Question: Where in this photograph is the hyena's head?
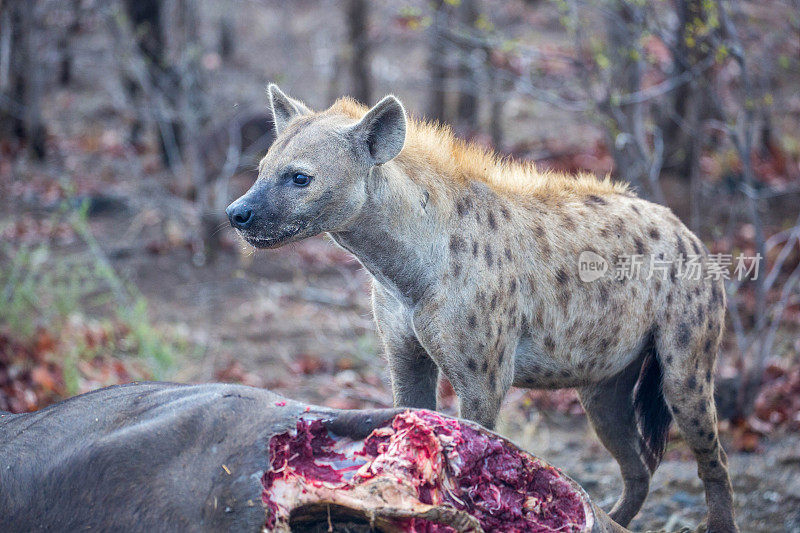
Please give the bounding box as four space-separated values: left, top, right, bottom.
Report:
226 84 407 248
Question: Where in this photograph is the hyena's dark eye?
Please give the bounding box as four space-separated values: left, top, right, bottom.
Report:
292 173 312 187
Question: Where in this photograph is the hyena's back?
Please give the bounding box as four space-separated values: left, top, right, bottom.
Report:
451 186 720 390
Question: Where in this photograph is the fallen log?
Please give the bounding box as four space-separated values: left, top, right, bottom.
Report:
0 382 627 532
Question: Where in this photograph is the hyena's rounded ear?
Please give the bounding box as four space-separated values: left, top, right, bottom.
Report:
267 84 311 135
350 95 407 165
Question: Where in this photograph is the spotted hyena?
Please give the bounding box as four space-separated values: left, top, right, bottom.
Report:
227 85 737 532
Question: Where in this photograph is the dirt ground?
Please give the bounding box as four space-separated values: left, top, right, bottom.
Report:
77 202 798 533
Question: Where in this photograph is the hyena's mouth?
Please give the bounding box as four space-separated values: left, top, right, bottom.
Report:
241 227 302 249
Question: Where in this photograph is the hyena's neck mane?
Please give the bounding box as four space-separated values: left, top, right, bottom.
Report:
328 97 628 201
328 96 629 304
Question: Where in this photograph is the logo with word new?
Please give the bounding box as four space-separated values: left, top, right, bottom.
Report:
578 251 608 282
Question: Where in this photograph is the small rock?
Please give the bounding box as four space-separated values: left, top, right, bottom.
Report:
334 369 360 387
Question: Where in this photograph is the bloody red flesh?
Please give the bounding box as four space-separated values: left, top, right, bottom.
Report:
263 411 588 532
266 419 345 485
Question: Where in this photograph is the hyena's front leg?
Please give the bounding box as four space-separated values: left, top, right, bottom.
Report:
411 297 516 430
373 284 439 410
385 335 439 410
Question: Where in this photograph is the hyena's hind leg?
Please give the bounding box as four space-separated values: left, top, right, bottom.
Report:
658 297 737 532
578 338 667 527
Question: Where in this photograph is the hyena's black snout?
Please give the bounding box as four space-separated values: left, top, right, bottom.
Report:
226 199 254 230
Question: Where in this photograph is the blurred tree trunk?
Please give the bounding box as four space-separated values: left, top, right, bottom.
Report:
123 0 175 159
0 0 47 159
660 0 724 229
218 16 235 60
455 0 479 135
120 0 214 260
346 0 371 104
602 2 645 192
163 0 210 184
487 56 505 149
659 0 717 178
163 0 214 260
426 0 448 123
58 0 81 86
122 0 209 181
326 52 343 105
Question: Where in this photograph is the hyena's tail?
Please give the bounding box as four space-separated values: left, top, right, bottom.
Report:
633 332 673 472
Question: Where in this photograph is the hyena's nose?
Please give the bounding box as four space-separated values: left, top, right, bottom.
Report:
226 202 254 230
